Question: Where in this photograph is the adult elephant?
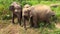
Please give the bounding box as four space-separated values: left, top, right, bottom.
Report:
9 2 22 25
23 4 55 29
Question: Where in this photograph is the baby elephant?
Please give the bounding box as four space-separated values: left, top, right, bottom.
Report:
22 4 31 30
9 2 22 25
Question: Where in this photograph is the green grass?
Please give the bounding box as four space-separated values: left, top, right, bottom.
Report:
39 28 60 34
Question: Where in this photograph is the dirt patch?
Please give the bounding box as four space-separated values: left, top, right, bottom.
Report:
55 23 60 28
0 23 40 34
0 25 2 29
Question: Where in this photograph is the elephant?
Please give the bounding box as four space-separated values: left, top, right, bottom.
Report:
23 4 55 29
9 2 22 25
31 5 55 27
22 4 31 30
30 5 55 28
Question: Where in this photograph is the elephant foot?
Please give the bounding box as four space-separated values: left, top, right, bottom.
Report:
24 26 27 30
19 23 21 26
33 26 38 28
20 24 23 27
12 20 15 24
34 26 38 28
25 28 27 30
30 25 34 28
18 22 21 26
12 22 15 24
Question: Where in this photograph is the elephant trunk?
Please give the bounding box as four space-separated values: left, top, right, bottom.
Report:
50 11 57 23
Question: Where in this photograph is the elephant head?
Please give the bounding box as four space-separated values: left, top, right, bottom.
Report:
9 2 22 12
22 4 34 30
48 10 57 23
22 4 32 18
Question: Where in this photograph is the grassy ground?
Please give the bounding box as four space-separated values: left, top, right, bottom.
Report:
0 20 60 34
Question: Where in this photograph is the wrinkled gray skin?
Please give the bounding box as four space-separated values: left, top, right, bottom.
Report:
23 4 55 29
9 2 22 25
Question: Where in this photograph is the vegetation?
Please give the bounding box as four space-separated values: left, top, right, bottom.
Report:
0 0 60 34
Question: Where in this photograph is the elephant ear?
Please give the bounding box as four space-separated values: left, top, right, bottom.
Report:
9 6 15 11
29 6 34 17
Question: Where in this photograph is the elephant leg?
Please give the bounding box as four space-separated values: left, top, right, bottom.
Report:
20 17 24 27
12 13 15 24
22 16 27 30
17 15 21 25
33 16 38 28
43 21 47 27
24 18 27 30
45 19 51 27
30 17 34 27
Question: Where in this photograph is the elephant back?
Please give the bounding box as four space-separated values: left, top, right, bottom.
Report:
31 5 55 21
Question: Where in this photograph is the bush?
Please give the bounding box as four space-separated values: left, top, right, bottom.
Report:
1 14 12 20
